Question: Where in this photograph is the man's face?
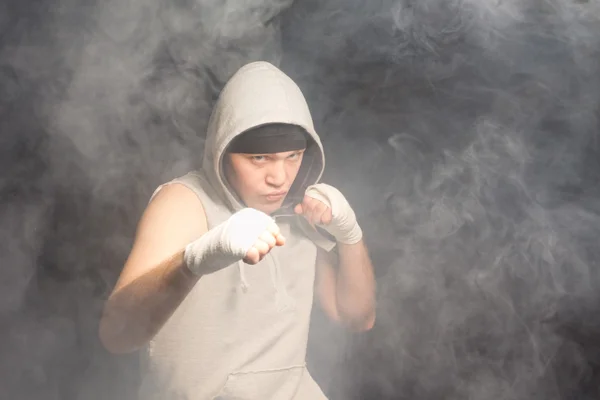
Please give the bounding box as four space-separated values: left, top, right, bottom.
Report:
224 149 306 214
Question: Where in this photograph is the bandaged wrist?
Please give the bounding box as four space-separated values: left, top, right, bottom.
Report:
305 184 363 245
328 222 363 245
183 208 275 275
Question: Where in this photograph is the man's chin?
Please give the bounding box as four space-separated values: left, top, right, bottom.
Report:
255 201 284 215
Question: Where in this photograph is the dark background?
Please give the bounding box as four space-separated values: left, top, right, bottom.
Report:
2 0 600 399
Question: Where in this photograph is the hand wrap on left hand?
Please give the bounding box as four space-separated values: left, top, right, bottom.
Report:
304 183 363 245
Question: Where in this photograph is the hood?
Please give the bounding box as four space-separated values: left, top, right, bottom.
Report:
201 61 325 214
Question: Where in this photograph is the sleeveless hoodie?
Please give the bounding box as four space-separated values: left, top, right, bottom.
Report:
138 61 336 400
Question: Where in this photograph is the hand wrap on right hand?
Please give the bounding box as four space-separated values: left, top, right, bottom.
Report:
183 208 274 276
304 184 363 245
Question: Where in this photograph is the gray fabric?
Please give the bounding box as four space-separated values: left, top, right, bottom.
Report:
138 62 334 400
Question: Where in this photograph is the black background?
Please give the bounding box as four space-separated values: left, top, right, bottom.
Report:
2 0 600 399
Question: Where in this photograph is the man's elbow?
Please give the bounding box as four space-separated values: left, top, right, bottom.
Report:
98 314 142 355
339 307 376 332
351 310 376 332
98 322 126 354
357 311 376 331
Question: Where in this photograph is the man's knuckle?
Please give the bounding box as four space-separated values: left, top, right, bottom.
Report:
268 223 280 233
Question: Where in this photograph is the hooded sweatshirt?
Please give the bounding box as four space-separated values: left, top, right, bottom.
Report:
138 61 336 400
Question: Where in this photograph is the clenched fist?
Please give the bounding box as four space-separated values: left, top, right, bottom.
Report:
293 195 333 226
294 183 363 245
243 221 286 265
184 208 286 275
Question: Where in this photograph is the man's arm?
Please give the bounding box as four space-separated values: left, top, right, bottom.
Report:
315 241 376 331
293 183 376 331
98 184 207 354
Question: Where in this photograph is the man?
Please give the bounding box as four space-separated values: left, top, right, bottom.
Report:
98 61 376 400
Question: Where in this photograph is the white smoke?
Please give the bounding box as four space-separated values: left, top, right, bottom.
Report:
1 0 600 399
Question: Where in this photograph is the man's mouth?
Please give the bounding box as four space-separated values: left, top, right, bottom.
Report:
265 191 287 201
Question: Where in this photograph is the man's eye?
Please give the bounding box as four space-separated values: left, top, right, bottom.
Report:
251 155 266 162
288 152 301 160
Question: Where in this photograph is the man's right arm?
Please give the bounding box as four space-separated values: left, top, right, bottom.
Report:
98 183 208 354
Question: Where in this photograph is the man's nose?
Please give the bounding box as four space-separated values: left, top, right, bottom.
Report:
265 163 286 186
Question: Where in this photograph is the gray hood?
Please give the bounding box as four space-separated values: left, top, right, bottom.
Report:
201 61 325 214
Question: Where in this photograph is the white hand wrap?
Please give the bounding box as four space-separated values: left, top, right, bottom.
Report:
304 184 363 245
183 208 275 276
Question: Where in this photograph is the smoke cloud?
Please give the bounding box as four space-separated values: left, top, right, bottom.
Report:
1 0 600 399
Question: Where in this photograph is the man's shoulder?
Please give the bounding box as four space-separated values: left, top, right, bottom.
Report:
153 170 233 228
168 170 209 191
151 170 210 202
138 179 209 240
148 181 206 213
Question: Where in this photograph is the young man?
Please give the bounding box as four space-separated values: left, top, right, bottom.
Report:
99 61 376 399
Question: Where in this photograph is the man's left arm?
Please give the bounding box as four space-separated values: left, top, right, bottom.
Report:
295 183 376 331
315 242 376 331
